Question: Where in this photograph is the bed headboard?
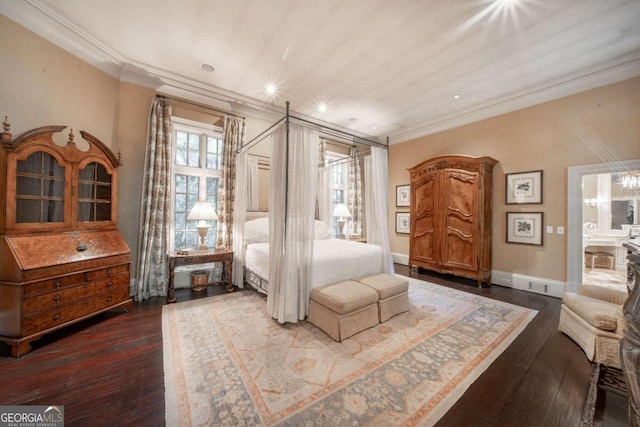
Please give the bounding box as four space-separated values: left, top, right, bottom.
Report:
246 211 269 222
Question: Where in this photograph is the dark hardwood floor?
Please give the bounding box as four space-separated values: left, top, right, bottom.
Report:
0 265 627 426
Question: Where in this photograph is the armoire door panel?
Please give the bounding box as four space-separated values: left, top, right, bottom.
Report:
412 232 436 263
444 170 478 217
444 233 475 268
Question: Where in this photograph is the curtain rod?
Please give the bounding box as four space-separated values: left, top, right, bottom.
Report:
156 94 245 120
238 101 388 153
288 114 387 149
321 149 370 168
237 116 286 153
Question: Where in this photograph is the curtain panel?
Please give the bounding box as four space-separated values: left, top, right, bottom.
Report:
232 149 248 288
247 156 259 211
348 147 363 237
134 97 173 300
316 139 332 224
216 115 246 249
364 147 395 274
267 123 319 323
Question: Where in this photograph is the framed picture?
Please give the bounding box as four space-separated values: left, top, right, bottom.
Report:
396 212 410 234
396 185 410 207
505 170 543 204
506 212 543 246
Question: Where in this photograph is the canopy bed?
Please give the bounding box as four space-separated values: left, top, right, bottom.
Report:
233 102 394 323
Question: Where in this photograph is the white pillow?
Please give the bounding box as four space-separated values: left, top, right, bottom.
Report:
244 217 270 244
314 220 331 240
243 218 331 242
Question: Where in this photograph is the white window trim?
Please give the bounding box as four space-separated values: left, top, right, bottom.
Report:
169 117 223 251
326 151 349 237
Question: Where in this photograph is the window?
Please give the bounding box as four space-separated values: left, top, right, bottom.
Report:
326 152 349 236
171 118 223 251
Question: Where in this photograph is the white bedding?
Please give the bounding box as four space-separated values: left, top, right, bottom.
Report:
245 238 383 292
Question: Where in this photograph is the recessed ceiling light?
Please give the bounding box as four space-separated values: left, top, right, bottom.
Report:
201 63 215 72
265 83 277 96
348 117 357 122
318 103 327 113
452 93 461 100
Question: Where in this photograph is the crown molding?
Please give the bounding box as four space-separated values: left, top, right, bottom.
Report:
387 50 640 144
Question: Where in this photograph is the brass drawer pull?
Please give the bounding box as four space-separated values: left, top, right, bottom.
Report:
53 295 61 302
53 313 61 322
107 269 113 277
106 296 113 303
54 280 61 289
106 281 113 288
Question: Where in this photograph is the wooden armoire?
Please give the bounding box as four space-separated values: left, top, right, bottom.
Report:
408 155 497 287
0 120 133 357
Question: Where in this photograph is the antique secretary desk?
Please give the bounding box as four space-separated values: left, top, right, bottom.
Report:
0 119 132 357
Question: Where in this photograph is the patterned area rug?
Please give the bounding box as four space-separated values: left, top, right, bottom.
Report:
163 276 537 426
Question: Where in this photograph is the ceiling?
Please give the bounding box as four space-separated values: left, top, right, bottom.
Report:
2 0 640 144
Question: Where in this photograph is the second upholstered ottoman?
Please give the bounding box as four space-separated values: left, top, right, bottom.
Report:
355 274 409 322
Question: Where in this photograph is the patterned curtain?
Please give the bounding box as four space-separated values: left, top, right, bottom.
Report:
135 97 172 301
348 147 362 237
216 115 246 249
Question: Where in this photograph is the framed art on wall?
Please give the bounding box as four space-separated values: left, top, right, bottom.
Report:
505 170 543 204
396 185 410 207
396 212 410 234
506 212 543 245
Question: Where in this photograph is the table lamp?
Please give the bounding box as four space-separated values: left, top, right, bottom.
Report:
187 201 218 251
333 203 351 239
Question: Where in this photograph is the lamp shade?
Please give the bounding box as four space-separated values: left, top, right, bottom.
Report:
187 201 218 222
333 203 351 218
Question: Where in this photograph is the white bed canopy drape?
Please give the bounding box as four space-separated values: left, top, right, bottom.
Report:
267 122 319 323
247 156 259 211
232 149 248 288
365 146 395 274
316 140 332 225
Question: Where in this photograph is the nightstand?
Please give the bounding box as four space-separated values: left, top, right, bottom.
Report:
167 249 233 303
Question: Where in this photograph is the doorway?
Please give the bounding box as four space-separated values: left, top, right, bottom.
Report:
567 159 640 292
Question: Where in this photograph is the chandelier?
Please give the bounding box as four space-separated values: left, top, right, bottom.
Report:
622 173 640 190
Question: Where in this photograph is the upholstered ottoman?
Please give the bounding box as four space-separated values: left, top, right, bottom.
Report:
308 280 379 341
355 274 409 322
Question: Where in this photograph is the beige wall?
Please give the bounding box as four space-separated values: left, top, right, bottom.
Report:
389 77 640 282
0 14 119 147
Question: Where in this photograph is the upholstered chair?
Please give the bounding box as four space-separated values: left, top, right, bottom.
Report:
559 284 628 369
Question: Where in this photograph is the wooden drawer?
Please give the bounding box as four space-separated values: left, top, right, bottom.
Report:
22 287 130 336
23 273 86 296
86 264 129 281
23 273 129 315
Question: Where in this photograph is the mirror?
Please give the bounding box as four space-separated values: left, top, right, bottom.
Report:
611 200 634 229
582 170 640 233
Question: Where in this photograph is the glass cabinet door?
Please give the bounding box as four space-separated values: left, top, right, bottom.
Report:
15 151 65 223
77 162 112 222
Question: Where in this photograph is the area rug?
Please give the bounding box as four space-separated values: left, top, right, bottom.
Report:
163 276 537 426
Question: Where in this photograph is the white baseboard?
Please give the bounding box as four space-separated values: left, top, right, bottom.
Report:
392 252 409 266
392 253 565 298
490 270 565 298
